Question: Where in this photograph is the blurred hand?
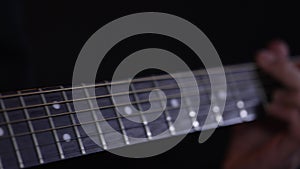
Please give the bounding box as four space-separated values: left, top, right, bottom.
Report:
223 40 300 169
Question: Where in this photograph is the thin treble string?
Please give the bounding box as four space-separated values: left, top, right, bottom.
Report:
0 62 258 100
0 83 265 139
0 75 266 126
1 62 294 163
0 105 253 163
0 67 261 113
0 95 261 157
0 73 269 127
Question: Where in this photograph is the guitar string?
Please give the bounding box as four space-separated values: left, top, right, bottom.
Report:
1 58 296 166
0 81 265 140
0 67 263 114
0 74 266 127
0 72 266 160
0 74 262 121
0 77 268 139
0 64 268 164
0 62 258 100
0 95 261 159
0 93 262 142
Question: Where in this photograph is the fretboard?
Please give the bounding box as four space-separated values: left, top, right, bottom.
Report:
0 62 268 169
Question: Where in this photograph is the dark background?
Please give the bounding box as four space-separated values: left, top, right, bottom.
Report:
1 1 299 168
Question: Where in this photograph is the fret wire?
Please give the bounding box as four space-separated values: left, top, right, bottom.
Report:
0 82 266 129
152 78 176 135
18 92 45 165
182 91 200 130
0 103 199 148
0 95 262 158
105 83 130 145
0 62 258 100
0 96 261 140
38 90 65 160
0 79 198 112
130 83 152 140
0 87 203 126
0 97 259 160
0 70 262 114
228 68 245 120
82 84 108 150
0 94 25 169
0 97 208 140
1 59 289 166
60 86 86 155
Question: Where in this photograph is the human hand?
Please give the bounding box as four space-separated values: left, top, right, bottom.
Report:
223 40 300 169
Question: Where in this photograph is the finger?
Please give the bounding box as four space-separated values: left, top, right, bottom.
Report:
266 102 298 123
273 89 300 109
264 132 300 168
267 40 289 59
256 50 300 90
294 60 300 69
267 102 300 141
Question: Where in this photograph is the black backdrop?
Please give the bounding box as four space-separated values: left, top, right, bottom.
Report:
1 1 300 168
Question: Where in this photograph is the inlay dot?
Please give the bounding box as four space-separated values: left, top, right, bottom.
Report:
240 109 248 118
63 133 71 142
192 121 199 127
169 125 175 132
212 106 220 113
166 116 172 121
124 106 132 115
189 110 196 117
215 114 223 123
52 102 61 110
237 101 245 109
170 99 179 108
0 127 4 136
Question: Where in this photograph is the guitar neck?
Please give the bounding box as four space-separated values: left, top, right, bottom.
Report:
0 62 268 169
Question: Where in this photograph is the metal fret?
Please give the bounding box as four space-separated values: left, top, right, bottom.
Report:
60 86 86 155
18 92 45 165
82 85 108 150
184 97 201 130
229 69 247 121
0 95 24 169
152 79 176 135
17 94 44 165
105 84 130 145
37 90 65 159
130 83 152 140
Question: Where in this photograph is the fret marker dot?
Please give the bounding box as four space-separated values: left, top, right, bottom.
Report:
189 110 196 117
0 127 4 136
124 106 132 115
63 133 71 142
240 109 248 118
169 125 175 132
237 101 245 109
212 106 220 113
170 99 179 108
193 121 199 128
52 102 61 110
166 116 172 121
215 114 223 123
